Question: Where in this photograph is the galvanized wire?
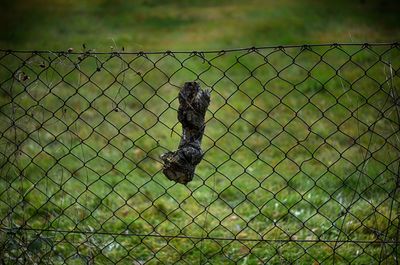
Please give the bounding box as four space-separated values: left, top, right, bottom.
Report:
0 43 399 264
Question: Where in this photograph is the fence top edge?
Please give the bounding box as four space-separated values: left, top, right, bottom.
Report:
0 42 398 55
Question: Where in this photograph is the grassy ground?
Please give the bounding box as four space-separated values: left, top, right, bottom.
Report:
1 0 400 51
0 0 400 264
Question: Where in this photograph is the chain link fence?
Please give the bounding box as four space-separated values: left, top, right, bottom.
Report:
0 43 399 264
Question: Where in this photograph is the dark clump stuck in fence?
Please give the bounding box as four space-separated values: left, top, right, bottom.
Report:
161 81 210 184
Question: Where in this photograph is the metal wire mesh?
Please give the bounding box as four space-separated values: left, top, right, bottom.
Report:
0 43 399 264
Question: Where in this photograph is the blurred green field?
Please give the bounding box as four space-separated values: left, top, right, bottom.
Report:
0 1 400 264
1 0 400 51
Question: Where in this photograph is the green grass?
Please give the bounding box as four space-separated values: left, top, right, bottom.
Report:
0 1 400 264
1 0 400 51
